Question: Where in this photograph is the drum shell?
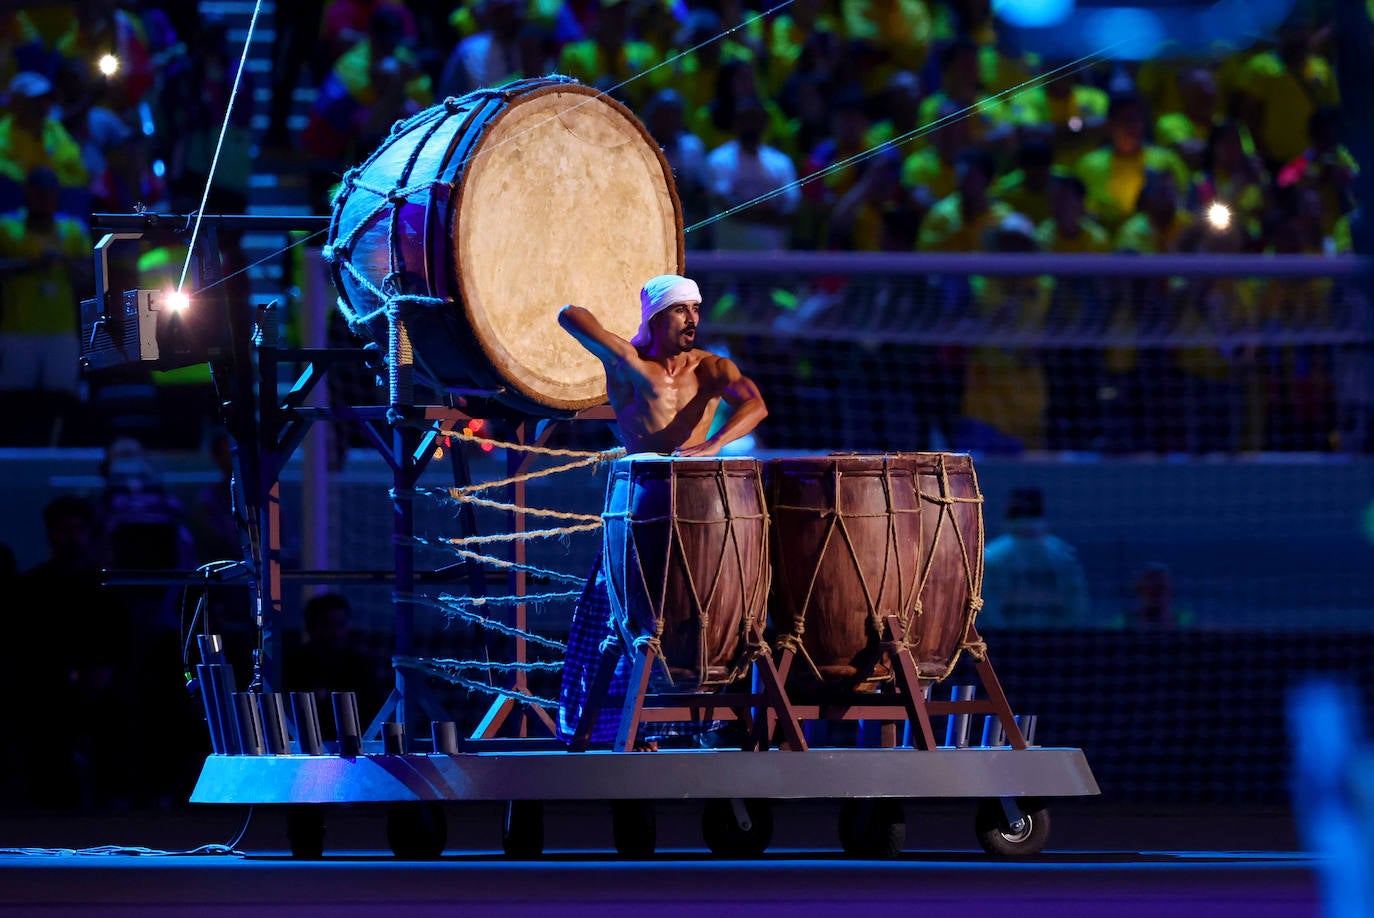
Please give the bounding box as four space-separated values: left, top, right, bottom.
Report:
764 455 923 690
602 456 768 691
326 77 683 416
893 452 986 680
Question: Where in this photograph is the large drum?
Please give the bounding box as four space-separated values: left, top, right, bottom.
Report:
764 454 924 690
893 452 986 680
602 456 769 691
326 76 683 415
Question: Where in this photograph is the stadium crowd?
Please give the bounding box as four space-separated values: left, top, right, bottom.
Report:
0 0 1368 455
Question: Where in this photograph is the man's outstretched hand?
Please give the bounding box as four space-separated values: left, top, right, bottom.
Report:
672 440 721 458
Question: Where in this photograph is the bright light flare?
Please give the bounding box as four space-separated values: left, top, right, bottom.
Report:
1206 201 1232 231
97 53 120 77
165 290 191 313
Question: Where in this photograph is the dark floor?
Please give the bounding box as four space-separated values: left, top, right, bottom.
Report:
0 798 1324 917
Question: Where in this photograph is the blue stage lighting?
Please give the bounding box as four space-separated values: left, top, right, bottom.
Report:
994 0 1075 29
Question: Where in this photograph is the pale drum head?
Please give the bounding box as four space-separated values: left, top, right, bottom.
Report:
456 86 681 410
329 78 683 415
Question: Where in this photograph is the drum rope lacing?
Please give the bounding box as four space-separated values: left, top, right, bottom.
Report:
392 656 562 709
772 462 923 684
387 434 631 704
911 456 989 679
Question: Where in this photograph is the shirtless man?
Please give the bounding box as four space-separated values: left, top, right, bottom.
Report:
557 273 767 456
555 274 766 748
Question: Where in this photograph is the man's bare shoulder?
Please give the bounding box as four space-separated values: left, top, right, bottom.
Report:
692 350 741 378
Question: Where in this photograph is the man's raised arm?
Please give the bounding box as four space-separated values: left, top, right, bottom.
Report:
558 304 638 367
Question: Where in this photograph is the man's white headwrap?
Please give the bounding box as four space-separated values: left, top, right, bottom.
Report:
631 274 701 348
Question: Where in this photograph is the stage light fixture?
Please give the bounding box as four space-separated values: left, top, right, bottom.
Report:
97 53 119 77
81 287 228 372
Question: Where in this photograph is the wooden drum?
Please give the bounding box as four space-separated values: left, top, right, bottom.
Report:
327 76 683 416
764 455 924 690
893 452 986 680
602 456 769 691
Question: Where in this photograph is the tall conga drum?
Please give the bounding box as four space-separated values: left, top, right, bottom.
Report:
764 454 924 690
326 76 683 416
602 456 769 691
893 452 986 680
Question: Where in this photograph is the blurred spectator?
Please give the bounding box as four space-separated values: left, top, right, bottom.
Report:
864 69 922 150
916 146 1009 251
286 591 386 735
1253 187 1337 451
0 10 47 87
1114 169 1198 451
0 71 90 211
319 0 418 72
1115 168 1195 255
1122 561 1181 629
1276 105 1359 245
900 96 970 217
799 85 872 250
762 0 842 98
990 133 1054 226
828 146 914 252
917 38 1000 150
1153 66 1218 172
436 0 530 97
1036 173 1110 254
979 486 1090 629
13 494 135 810
1195 119 1268 248
264 0 329 149
697 57 787 154
557 0 660 111
98 435 198 634
1075 90 1189 235
0 165 91 446
958 212 1050 452
672 9 738 121
1237 20 1339 170
840 0 932 96
705 94 800 250
160 16 254 220
1174 215 1251 453
642 88 710 247
301 5 433 211
52 0 171 119
776 68 836 179
1040 59 1109 170
1038 174 1111 450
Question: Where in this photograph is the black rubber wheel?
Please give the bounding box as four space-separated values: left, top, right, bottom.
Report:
502 800 545 857
975 798 1051 857
702 798 774 858
286 804 326 859
386 802 448 859
611 800 657 857
838 799 906 858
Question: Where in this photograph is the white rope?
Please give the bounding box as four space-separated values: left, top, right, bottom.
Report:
177 0 263 294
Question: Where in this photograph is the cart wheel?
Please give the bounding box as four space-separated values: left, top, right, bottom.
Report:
502 800 545 857
386 802 448 859
975 797 1050 857
838 799 906 858
702 798 774 858
611 800 657 857
286 804 326 859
